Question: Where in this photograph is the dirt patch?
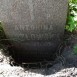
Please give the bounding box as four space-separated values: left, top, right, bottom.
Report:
0 34 77 77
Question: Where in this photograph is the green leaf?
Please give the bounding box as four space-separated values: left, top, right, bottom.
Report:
65 0 77 32
66 16 75 32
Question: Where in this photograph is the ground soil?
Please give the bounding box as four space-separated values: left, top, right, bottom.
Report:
0 33 77 77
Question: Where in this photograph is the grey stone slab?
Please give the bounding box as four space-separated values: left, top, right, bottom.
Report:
0 0 68 62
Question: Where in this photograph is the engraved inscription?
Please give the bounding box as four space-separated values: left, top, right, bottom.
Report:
14 24 54 40
7 32 59 41
15 25 53 31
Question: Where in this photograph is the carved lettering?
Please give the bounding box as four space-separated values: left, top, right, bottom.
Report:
15 24 53 31
7 30 59 41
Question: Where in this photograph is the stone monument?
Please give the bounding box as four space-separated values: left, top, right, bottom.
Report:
0 0 68 63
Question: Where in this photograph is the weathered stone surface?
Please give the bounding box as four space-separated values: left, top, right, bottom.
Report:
0 0 68 62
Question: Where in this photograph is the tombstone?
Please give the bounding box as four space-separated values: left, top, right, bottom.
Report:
0 0 68 63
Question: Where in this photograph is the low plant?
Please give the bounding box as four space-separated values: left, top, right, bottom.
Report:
65 0 77 32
